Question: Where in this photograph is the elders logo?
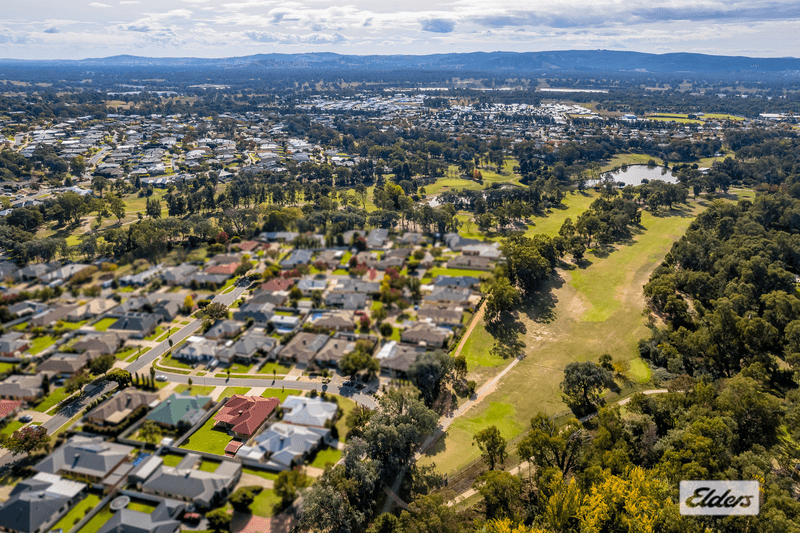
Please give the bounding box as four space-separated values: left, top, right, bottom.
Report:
679 481 759 516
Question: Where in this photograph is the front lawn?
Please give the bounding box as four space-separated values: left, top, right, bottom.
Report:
160 353 193 370
114 346 137 361
257 361 291 375
217 386 251 399
155 327 180 342
33 387 72 413
425 267 490 279
173 384 215 395
261 388 302 403
94 317 117 332
227 361 256 374
59 320 88 330
0 420 24 436
180 417 232 456
250 489 282 518
332 395 357 443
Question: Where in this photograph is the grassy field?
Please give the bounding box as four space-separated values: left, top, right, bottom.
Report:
420 197 711 476
524 190 600 237
457 323 507 390
600 153 665 172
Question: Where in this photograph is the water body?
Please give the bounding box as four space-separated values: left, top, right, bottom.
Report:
589 165 678 187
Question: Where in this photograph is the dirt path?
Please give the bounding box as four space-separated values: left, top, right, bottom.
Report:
451 302 485 360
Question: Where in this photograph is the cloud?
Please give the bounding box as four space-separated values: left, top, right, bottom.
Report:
421 18 455 33
119 1 140 4
44 27 60 34
245 30 346 44
89 2 112 7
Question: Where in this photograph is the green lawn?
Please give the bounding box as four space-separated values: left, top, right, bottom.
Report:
76 503 112 533
155 327 180 342
340 251 352 264
242 467 279 481
114 346 137 361
257 361 292 375
160 353 193 370
0 362 13 374
59 320 88 330
51 493 102 532
524 190 600 237
160 453 184 467
600 153 665 172
217 386 251 399
332 268 349 275
425 267 490 280
228 361 256 374
261 388 302 403
333 395 357 443
198 459 221 472
309 445 342 469
180 417 233 455
250 489 282 518
144 326 167 341
126 500 157 513
94 317 117 332
0 420 24 436
28 335 57 355
33 387 72 413
174 384 215 395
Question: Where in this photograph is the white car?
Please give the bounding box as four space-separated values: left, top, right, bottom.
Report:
155 374 168 382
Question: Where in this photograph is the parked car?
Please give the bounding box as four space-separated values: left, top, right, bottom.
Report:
342 380 354 387
183 512 201 522
155 374 168 382
19 415 32 423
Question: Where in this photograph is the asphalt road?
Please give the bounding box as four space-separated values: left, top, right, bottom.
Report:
87 146 111 167
127 285 248 374
41 380 118 435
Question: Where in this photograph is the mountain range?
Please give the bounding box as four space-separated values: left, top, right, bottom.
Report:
1 50 799 73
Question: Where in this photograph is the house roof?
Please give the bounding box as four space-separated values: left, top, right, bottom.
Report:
282 395 338 427
146 394 212 427
205 319 241 339
204 263 237 275
401 321 452 346
261 278 295 292
37 352 89 374
279 332 329 364
34 435 134 479
0 400 21 418
0 374 44 399
96 500 184 533
0 473 86 533
214 395 279 437
86 390 159 425
110 313 159 332
315 338 355 365
245 421 328 467
140 455 240 509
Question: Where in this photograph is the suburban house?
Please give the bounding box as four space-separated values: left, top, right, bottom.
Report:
0 332 29 357
0 400 22 421
204 320 241 340
280 249 313 269
0 473 86 533
135 454 241 510
29 304 77 327
314 338 356 368
238 422 329 470
66 299 118 321
96 498 185 533
401 321 453 348
447 254 493 270
213 395 279 439
173 336 219 362
312 311 356 331
7 301 47 318
145 394 213 429
424 286 472 306
0 374 47 401
278 332 329 365
233 301 275 323
296 279 327 295
281 395 338 428
217 331 276 363
366 228 389 249
86 390 159 426
432 275 481 290
261 278 295 292
416 307 464 327
324 292 367 310
161 264 198 285
36 352 89 376
375 341 423 377
109 313 160 339
34 436 134 485
72 332 126 355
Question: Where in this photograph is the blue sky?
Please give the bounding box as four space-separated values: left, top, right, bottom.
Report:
1 0 798 59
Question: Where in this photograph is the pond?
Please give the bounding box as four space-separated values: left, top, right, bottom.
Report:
589 165 679 187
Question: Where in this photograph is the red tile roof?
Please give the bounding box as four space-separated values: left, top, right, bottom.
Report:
0 400 21 419
214 395 279 437
261 278 295 292
237 241 261 252
204 263 238 275
225 440 244 456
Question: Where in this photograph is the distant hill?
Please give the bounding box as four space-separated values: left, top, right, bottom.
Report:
2 50 799 74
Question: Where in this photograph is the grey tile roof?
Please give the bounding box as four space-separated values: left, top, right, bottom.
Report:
140 455 240 509
0 473 86 533
96 499 184 533
145 394 212 428
34 435 134 480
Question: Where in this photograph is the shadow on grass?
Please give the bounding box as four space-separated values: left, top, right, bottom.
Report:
517 272 566 325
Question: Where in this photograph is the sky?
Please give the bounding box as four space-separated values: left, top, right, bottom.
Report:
1 0 799 60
